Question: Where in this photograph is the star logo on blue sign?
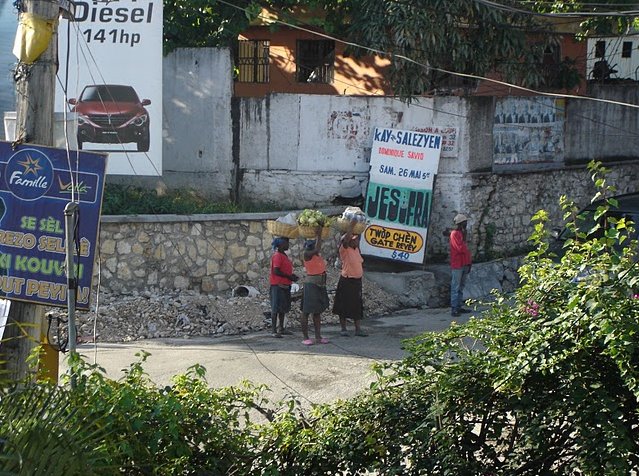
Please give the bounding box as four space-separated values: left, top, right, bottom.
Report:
17 155 43 177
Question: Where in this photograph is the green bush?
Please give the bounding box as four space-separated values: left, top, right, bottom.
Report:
1 352 282 475
101 184 285 215
0 383 113 475
271 161 639 474
63 352 274 475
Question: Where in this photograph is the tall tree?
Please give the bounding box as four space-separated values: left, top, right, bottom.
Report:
163 0 261 53
342 0 558 98
163 0 593 97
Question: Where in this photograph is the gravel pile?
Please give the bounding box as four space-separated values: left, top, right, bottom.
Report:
46 268 404 344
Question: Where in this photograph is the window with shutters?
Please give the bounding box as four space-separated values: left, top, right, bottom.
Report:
236 40 270 83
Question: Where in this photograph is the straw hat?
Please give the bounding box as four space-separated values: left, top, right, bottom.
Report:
453 213 468 225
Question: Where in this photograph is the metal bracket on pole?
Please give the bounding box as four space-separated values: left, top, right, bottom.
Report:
64 201 79 356
56 0 75 19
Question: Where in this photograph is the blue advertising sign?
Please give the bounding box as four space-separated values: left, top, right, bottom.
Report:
0 141 107 310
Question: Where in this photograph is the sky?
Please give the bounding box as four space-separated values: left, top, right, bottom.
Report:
0 1 17 140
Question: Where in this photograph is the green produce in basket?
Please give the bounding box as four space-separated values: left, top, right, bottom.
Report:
297 209 331 227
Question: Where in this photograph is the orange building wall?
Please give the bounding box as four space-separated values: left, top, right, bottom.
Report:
235 27 588 98
234 27 393 97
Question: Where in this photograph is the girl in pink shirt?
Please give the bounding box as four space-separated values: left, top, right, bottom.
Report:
300 232 330 345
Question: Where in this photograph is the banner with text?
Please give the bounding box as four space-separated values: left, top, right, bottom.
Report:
0 141 107 310
56 0 162 176
360 127 442 264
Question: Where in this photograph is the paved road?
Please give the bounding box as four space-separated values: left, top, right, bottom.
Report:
60 308 473 406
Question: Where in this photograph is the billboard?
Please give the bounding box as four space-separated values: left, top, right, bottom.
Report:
360 127 442 264
55 0 162 176
0 141 107 310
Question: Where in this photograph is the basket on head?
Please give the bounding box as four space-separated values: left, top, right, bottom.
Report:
298 225 331 239
336 217 367 235
266 220 299 239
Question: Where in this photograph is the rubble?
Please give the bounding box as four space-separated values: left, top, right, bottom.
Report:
45 268 404 344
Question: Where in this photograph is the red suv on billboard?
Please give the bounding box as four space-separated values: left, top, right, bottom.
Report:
69 84 151 152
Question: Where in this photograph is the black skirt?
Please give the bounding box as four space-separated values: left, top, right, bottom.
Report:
270 284 291 314
332 276 363 320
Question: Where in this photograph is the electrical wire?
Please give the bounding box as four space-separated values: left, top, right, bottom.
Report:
54 16 295 383
218 0 639 110
473 0 639 17
238 8 639 145
50 0 639 393
236 334 316 405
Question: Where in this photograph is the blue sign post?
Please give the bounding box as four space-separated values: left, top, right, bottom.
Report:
0 141 107 310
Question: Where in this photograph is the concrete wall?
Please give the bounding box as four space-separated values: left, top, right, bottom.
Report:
110 48 236 197
163 48 234 195
449 164 639 260
238 94 473 207
97 211 521 306
116 48 639 262
566 83 639 162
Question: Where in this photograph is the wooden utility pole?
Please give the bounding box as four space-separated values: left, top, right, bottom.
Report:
3 0 60 383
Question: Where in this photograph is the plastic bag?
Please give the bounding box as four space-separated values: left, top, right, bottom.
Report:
13 12 57 64
342 206 367 223
276 212 297 225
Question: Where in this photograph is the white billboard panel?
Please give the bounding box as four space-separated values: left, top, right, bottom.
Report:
360 127 442 264
56 0 162 175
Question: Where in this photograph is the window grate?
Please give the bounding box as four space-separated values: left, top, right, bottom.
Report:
296 40 335 83
236 40 270 83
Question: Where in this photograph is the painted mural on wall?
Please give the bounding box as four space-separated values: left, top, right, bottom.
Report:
327 109 371 151
493 97 565 166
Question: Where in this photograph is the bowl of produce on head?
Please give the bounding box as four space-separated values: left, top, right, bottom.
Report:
298 209 332 238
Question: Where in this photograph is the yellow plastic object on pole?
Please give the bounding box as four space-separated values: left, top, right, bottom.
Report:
13 12 58 64
38 321 59 385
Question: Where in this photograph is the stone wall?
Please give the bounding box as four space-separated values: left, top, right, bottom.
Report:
98 210 523 306
425 162 639 259
99 209 343 294
98 158 638 296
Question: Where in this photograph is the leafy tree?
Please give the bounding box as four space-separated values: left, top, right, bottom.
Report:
163 0 261 53
342 0 565 97
259 160 639 474
163 0 639 95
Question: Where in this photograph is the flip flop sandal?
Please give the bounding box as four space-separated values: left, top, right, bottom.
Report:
302 339 314 346
318 338 330 344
